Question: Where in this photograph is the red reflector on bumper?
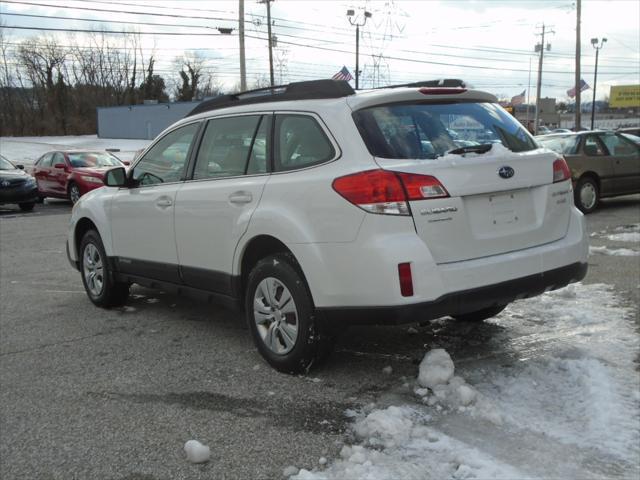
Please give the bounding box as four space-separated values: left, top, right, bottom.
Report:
398 262 414 297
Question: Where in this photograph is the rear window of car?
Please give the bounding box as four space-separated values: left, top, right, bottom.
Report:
68 152 122 168
536 135 580 155
352 101 537 159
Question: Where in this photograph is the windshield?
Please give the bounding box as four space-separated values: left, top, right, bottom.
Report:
68 152 122 168
536 135 581 155
0 156 16 170
353 101 537 159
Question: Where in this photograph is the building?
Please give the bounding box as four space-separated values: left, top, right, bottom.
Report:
97 101 202 139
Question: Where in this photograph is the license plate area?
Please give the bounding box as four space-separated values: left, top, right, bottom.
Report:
489 192 518 225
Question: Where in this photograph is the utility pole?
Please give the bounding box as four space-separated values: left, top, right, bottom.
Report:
266 0 274 87
590 37 607 130
347 9 372 90
574 0 581 130
534 24 554 135
239 0 246 91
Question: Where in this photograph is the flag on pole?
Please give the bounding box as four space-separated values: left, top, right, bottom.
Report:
567 79 590 98
510 89 526 106
332 66 354 82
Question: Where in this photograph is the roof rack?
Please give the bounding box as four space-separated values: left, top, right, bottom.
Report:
375 79 467 89
186 79 355 117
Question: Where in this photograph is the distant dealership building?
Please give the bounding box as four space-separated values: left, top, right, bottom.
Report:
97 100 203 139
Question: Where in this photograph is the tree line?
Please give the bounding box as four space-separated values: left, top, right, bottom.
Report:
0 30 238 137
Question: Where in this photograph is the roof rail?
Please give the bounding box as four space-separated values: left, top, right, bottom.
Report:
186 79 355 117
375 79 467 90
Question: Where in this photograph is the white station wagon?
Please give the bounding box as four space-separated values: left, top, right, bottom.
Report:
67 79 588 372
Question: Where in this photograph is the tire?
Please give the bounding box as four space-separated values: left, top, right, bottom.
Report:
574 176 599 214
18 202 35 212
452 304 507 322
245 252 334 374
79 230 129 308
36 194 45 204
69 182 81 204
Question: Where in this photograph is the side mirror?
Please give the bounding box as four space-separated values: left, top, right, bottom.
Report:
54 163 66 169
16 164 24 170
104 167 127 187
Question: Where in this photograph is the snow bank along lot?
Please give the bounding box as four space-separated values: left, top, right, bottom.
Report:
0 135 639 479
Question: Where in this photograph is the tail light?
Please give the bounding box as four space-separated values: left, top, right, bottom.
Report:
553 157 571 183
332 169 449 216
419 87 467 95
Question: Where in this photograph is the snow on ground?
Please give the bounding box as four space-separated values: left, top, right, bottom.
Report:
0 135 150 164
605 232 640 243
590 245 640 257
291 283 639 480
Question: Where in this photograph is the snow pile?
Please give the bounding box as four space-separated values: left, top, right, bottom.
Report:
289 283 639 480
606 232 640 243
184 440 210 464
589 245 639 256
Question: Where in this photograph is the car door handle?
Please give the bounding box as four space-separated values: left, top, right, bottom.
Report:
156 197 173 208
229 191 253 204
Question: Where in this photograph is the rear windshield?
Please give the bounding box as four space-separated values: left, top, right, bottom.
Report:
353 102 537 159
68 152 122 168
536 135 580 155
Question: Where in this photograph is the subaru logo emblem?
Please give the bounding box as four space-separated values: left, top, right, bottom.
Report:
498 166 514 179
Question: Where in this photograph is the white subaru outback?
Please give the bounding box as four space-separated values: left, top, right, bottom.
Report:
67 79 588 373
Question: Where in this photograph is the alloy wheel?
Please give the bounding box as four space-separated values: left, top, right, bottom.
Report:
253 277 299 355
83 243 104 297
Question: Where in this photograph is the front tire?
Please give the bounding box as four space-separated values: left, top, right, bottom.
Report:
79 230 129 307
575 176 599 214
18 202 35 211
245 253 334 373
69 182 81 204
452 304 507 322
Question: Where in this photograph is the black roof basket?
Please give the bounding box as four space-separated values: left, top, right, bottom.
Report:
375 79 467 89
187 79 355 117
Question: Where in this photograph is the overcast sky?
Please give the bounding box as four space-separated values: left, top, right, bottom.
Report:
1 0 638 101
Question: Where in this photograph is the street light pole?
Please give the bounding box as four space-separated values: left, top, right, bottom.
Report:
590 37 607 130
347 9 371 90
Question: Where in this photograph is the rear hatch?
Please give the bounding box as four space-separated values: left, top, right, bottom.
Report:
352 94 572 264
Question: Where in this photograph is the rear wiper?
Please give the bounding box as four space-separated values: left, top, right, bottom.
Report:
447 143 494 155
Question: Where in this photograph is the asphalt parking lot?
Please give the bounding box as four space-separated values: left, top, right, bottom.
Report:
1 196 638 479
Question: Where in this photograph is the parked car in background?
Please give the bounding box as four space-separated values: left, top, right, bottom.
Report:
537 126 551 135
0 154 38 211
552 128 572 134
537 131 640 213
31 151 126 204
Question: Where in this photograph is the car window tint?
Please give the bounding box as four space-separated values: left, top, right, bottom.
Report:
274 115 335 171
193 115 261 180
246 116 270 175
133 123 199 185
583 135 605 156
597 133 637 156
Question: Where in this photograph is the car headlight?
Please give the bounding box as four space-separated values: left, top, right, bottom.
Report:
80 175 104 184
25 177 36 185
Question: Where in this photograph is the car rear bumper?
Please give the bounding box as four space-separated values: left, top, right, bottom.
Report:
318 261 587 325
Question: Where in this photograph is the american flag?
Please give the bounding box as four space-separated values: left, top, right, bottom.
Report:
510 89 526 106
567 79 590 98
332 66 354 82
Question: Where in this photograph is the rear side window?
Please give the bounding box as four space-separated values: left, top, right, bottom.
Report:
353 102 537 159
583 135 606 156
537 135 580 155
193 115 265 180
274 115 335 171
597 133 638 156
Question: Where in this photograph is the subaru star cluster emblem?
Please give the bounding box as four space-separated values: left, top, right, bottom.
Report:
498 166 515 179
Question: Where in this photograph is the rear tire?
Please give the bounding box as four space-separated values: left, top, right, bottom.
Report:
452 304 507 322
79 230 129 308
18 202 35 211
69 182 81 204
245 252 334 374
574 176 599 214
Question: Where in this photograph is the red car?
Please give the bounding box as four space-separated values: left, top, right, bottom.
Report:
31 151 127 204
